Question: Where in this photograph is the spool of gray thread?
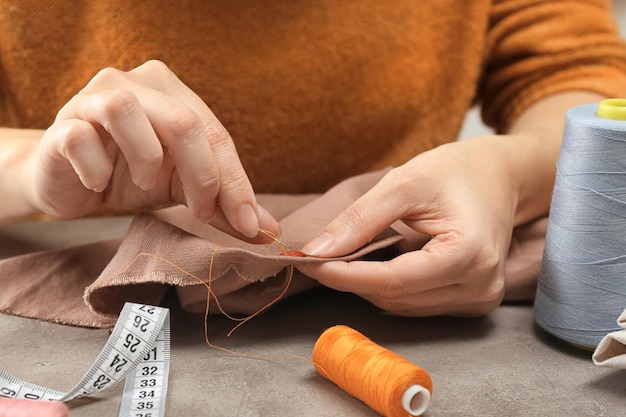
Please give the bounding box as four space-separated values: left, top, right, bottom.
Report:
535 100 626 349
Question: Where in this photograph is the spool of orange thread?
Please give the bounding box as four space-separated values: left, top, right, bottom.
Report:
313 325 433 417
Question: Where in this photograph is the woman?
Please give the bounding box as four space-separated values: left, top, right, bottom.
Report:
1 1 625 414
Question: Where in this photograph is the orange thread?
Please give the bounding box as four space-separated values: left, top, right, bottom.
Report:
257 231 306 258
104 231 305 359
198 229 309 360
313 325 433 417
204 242 293 339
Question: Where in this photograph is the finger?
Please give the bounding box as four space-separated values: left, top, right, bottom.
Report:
138 91 221 214
301 172 411 257
129 60 266 238
299 254 502 317
297 245 459 297
257 204 282 239
196 203 281 244
154 203 281 246
358 282 503 317
205 123 262 238
57 89 164 191
153 107 263 238
45 119 114 192
0 398 68 417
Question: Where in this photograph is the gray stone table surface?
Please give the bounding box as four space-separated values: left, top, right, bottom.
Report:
0 216 624 416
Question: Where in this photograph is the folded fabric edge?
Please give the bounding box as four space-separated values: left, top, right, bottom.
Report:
592 329 626 368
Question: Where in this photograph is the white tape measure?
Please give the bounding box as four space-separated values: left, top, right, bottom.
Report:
0 303 171 417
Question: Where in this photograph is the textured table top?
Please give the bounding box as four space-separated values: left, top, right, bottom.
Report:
0 216 624 416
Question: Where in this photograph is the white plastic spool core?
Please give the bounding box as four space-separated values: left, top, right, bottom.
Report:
401 384 431 416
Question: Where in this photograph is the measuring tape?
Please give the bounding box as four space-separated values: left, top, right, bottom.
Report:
0 302 171 417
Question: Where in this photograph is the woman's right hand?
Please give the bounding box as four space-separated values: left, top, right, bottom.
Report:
23 60 278 240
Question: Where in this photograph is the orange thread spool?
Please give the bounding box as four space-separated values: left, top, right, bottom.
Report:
313 325 432 417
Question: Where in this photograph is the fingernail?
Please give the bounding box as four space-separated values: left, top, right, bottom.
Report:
236 203 259 238
91 183 107 193
258 205 281 237
198 204 215 222
139 177 157 191
301 231 334 256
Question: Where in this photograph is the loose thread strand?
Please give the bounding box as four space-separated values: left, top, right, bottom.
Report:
100 230 314 363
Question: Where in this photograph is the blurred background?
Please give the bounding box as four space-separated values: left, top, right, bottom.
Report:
615 0 626 37
458 0 626 139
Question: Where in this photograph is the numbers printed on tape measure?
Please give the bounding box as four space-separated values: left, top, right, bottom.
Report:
0 303 171 417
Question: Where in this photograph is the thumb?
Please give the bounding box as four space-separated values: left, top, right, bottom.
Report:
301 184 402 257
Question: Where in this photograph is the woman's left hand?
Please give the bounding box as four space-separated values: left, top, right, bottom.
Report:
298 136 529 317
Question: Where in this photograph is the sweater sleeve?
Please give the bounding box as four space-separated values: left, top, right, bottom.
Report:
480 0 626 133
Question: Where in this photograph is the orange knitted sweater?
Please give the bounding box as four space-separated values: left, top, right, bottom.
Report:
1 0 625 193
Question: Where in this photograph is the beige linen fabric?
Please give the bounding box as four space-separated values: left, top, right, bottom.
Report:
593 309 626 368
0 170 545 328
